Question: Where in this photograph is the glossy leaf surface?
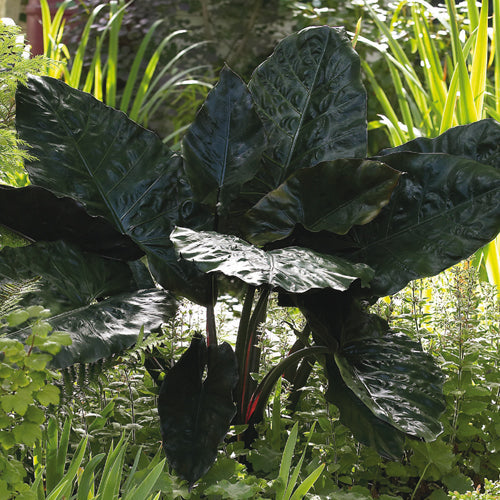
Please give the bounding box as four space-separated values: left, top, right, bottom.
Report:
0 185 142 260
248 26 367 192
243 159 400 246
0 241 141 312
335 330 446 441
379 118 500 169
15 76 209 303
325 357 406 460
171 227 374 293
159 334 238 486
183 66 266 216
347 152 500 296
8 288 176 368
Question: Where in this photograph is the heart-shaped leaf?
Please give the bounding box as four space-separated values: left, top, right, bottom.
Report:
325 357 406 460
248 26 367 192
7 288 176 368
335 330 446 441
243 159 400 246
171 226 374 293
348 152 500 296
378 118 500 169
159 334 238 486
16 76 210 303
183 66 267 218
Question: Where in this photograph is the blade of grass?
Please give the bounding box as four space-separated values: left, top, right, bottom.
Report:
466 0 480 32
439 32 476 132
470 0 489 116
123 459 166 500
47 434 88 500
360 59 406 145
105 0 127 108
276 422 299 500
68 3 108 88
283 422 317 500
120 19 164 114
494 0 500 114
289 463 325 500
445 0 477 123
76 453 106 500
411 4 447 115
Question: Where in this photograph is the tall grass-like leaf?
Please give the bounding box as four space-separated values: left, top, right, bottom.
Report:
123 459 165 500
289 463 325 500
275 423 298 499
47 434 88 500
76 454 105 500
445 0 477 123
411 5 447 116
45 416 71 492
495 0 500 114
470 0 489 116
96 434 128 498
105 0 125 108
119 19 164 115
68 4 108 88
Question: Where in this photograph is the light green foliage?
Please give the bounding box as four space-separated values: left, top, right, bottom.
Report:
0 306 70 499
41 0 211 139
0 21 44 187
450 479 500 499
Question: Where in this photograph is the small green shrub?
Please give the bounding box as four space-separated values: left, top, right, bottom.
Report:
0 306 71 499
450 479 500 500
0 20 44 187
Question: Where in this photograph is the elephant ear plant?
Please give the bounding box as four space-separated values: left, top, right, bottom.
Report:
1 26 499 486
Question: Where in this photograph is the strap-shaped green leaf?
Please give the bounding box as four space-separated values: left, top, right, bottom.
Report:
171 226 374 293
248 26 367 191
349 152 500 296
183 66 266 216
159 334 238 486
243 159 400 246
335 330 446 441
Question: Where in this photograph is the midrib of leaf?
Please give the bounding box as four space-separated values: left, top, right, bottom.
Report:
48 98 126 234
354 184 499 254
216 92 232 210
282 39 329 180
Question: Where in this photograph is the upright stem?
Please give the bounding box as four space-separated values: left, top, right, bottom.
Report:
206 304 217 346
235 286 270 422
206 275 218 346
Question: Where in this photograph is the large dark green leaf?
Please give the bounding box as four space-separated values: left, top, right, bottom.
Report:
183 66 267 218
248 26 367 193
0 185 142 260
159 334 238 486
171 227 374 293
15 76 209 303
335 330 446 441
242 159 400 246
347 152 500 296
296 290 387 347
7 288 176 368
325 357 406 460
378 119 500 169
0 241 141 313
